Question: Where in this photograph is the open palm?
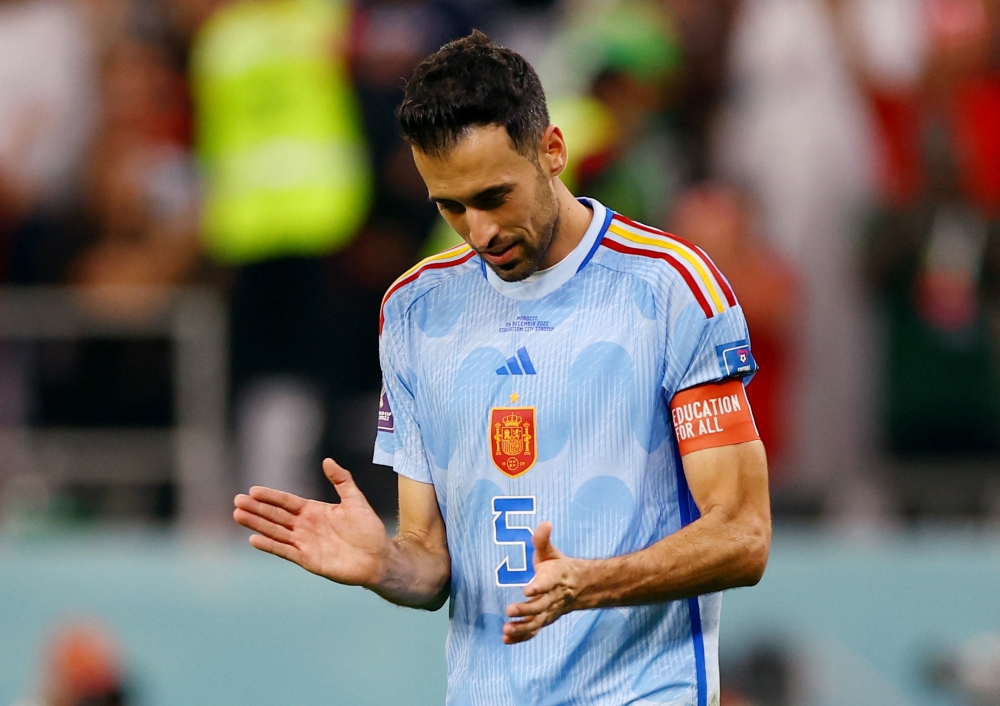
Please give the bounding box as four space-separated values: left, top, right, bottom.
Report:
233 458 389 587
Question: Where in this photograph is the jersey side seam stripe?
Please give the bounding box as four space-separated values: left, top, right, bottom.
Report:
673 446 709 706
687 597 708 706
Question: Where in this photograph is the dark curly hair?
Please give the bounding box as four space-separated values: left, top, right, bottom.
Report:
396 30 550 160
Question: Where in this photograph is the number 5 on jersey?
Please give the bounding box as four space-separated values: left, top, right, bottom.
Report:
492 496 536 586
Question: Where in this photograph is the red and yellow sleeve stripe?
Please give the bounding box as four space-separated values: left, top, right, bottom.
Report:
601 214 736 318
378 243 475 334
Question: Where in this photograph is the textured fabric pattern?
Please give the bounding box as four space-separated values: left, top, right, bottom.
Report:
374 199 753 706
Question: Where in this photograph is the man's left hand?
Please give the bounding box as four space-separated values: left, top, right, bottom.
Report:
503 522 584 644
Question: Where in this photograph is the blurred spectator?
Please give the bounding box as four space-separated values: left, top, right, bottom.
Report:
846 0 1000 211
339 0 474 374
862 0 1000 456
11 33 199 417
660 0 741 179
713 0 878 506
671 184 801 476
9 34 197 289
542 3 684 225
190 0 369 265
580 19 683 223
541 0 737 186
721 641 796 706
189 0 372 499
349 0 472 237
319 0 475 512
70 38 199 320
0 0 98 274
0 35 199 521
15 621 130 706
928 632 1000 705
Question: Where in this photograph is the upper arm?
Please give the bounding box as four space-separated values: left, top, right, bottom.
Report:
374 303 434 484
660 270 770 561
681 440 770 529
397 475 447 554
681 440 771 581
380 296 447 559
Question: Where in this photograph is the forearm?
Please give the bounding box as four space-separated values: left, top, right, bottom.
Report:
573 509 770 610
368 531 451 610
503 443 770 644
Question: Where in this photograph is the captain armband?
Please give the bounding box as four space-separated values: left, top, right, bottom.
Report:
670 379 760 456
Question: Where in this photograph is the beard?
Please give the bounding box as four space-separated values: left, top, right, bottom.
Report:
486 174 560 283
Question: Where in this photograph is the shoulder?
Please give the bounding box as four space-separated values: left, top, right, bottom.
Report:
596 212 737 320
379 243 479 335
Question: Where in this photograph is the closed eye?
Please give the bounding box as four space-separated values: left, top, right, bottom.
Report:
472 186 514 211
430 183 515 214
434 199 465 215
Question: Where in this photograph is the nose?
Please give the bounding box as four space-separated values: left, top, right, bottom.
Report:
465 208 501 250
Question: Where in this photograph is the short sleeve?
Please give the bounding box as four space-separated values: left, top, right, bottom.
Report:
662 299 758 397
372 306 434 484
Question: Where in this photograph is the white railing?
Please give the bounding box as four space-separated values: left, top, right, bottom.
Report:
0 287 229 529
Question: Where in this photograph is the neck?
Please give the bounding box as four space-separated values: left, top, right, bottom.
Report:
540 180 593 270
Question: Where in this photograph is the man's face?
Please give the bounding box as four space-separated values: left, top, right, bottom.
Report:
412 125 560 282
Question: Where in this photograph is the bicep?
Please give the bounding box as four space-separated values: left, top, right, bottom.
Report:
681 440 770 528
397 475 447 552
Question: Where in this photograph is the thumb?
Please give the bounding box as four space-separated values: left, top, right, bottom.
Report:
322 458 366 504
532 521 562 564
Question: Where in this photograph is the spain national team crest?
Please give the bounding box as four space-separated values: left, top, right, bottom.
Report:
490 406 537 478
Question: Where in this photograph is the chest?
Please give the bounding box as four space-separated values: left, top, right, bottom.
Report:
406 272 664 434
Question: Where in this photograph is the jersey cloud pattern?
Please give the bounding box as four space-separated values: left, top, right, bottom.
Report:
374 198 755 706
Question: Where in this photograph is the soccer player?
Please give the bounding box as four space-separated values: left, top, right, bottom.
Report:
233 31 770 706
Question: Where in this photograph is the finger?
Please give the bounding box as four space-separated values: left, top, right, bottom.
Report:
507 592 554 618
532 522 562 563
322 458 367 505
233 508 296 545
234 494 296 529
247 486 307 514
505 615 545 637
503 614 547 643
524 571 557 598
248 534 303 564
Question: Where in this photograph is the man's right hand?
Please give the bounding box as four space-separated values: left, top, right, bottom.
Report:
233 458 389 588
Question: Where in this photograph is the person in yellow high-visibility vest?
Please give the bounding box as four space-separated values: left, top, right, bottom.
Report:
191 0 371 263
190 0 372 499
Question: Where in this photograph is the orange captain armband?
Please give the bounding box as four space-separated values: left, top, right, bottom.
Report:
670 378 760 455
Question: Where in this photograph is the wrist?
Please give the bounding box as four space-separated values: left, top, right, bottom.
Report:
362 534 396 591
569 558 602 611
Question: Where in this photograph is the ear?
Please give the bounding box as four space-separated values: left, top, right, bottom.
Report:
537 124 568 178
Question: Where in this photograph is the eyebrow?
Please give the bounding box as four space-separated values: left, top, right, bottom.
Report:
429 182 516 205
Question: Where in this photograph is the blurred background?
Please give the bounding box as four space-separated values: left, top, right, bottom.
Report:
1 0 1000 703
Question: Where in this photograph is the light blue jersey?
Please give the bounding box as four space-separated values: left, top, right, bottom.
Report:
374 199 755 706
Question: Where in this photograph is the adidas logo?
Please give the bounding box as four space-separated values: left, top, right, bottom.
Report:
496 347 537 376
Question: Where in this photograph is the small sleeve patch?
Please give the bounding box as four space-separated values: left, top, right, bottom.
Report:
671 378 759 455
377 386 394 433
715 340 757 378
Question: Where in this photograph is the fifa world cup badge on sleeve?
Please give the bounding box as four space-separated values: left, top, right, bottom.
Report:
377 386 393 433
716 339 757 377
489 407 536 477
